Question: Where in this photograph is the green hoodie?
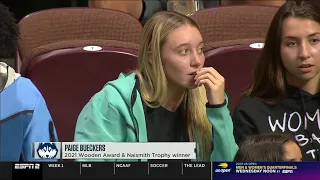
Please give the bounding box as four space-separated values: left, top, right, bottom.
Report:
74 73 238 162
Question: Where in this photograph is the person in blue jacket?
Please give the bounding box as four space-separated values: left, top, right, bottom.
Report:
0 2 59 161
75 11 238 161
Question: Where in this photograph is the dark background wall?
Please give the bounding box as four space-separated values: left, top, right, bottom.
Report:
1 0 88 22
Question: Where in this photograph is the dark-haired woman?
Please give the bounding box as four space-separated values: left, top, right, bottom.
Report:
233 0 320 161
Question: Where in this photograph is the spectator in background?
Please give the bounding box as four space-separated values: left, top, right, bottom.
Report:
75 11 238 162
88 0 144 20
234 134 302 162
88 0 166 25
167 0 204 16
0 3 59 161
87 0 221 24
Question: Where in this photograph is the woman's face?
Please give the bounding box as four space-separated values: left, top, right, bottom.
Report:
161 25 205 90
280 17 320 87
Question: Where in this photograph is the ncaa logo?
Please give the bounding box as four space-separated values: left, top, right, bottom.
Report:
37 142 58 159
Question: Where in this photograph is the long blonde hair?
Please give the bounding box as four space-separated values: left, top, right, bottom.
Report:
135 11 212 161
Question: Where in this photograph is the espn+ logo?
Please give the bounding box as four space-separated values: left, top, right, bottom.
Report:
14 163 40 169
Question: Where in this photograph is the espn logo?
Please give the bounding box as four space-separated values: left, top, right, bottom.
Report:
14 163 40 169
282 170 293 174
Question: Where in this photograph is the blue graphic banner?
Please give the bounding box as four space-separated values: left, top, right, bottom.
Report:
213 162 320 180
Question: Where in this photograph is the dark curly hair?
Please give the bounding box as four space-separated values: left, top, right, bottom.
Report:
0 2 19 58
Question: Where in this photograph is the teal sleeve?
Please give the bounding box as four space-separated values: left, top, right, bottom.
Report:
74 86 128 162
207 95 239 161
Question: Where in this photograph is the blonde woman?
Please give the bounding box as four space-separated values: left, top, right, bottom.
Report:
74 11 238 161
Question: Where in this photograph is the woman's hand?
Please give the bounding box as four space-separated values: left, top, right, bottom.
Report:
194 67 225 105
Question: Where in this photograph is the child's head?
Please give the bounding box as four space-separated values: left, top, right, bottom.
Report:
234 133 302 161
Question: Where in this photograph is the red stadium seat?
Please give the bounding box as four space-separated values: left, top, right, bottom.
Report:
17 7 142 142
17 7 142 74
204 43 263 114
24 46 138 142
190 5 278 51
